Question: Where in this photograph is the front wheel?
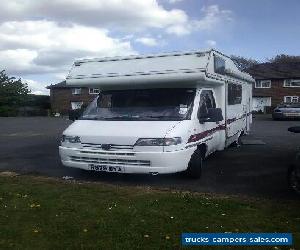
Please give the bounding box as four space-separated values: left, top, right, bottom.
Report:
287 165 300 195
185 150 203 179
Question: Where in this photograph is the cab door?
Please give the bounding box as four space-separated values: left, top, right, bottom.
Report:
194 89 223 155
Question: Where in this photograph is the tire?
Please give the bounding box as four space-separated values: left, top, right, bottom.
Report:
230 132 242 147
185 149 203 179
287 165 300 195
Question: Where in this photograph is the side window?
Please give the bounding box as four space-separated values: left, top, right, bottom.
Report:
198 90 216 119
228 83 242 105
214 55 226 75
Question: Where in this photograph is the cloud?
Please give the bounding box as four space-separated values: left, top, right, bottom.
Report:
166 24 190 36
135 37 158 46
0 20 136 75
0 1 234 95
0 1 193 79
166 4 233 36
194 5 233 31
0 2 232 42
168 0 184 3
0 0 188 32
0 49 44 74
23 78 49 95
206 40 217 48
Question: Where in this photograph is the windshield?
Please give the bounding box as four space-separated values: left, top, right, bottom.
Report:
81 88 196 121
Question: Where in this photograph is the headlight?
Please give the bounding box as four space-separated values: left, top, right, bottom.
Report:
134 137 182 146
61 135 81 143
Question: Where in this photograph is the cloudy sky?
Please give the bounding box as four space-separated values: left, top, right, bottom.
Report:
1 0 299 95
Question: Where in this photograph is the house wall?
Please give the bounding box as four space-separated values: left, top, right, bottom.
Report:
253 79 300 108
50 88 96 115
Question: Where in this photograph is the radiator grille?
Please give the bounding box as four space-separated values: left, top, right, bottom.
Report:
79 150 135 156
80 142 135 156
70 156 150 166
81 143 134 151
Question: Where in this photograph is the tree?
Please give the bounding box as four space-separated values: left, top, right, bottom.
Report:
0 70 30 116
230 55 259 71
23 94 50 109
267 54 300 63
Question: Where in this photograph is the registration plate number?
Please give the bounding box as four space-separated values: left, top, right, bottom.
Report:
89 164 124 173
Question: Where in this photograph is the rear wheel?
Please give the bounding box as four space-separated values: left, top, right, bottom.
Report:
185 149 203 179
230 132 242 147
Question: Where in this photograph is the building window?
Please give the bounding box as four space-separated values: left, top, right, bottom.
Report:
71 101 83 110
72 88 81 95
228 83 242 105
283 79 300 87
89 88 100 94
255 80 271 88
284 96 299 103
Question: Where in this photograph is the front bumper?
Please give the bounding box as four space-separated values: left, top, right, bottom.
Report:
59 146 196 174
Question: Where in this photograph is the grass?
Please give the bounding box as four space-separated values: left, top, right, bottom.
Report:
0 175 299 250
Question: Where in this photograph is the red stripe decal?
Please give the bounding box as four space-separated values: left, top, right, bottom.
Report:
227 112 251 124
227 117 237 124
188 112 252 143
188 124 226 143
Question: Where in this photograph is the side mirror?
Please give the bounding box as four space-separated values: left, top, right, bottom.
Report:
288 126 300 133
68 109 82 121
199 108 223 123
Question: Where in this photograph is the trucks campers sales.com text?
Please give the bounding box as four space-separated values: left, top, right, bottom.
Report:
181 233 293 246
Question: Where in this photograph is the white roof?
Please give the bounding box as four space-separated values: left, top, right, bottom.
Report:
66 49 254 88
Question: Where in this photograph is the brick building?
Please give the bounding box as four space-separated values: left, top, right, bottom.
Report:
46 81 99 115
247 62 300 112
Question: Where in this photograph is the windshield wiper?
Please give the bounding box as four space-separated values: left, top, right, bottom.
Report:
143 115 182 120
81 115 182 121
102 115 141 120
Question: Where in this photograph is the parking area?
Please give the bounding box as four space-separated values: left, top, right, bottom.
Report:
0 115 299 199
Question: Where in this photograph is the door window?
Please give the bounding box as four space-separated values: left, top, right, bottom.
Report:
198 90 216 119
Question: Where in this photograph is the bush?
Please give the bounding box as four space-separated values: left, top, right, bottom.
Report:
18 107 49 116
0 105 18 117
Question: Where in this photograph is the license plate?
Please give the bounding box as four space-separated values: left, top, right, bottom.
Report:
285 113 300 117
89 164 124 173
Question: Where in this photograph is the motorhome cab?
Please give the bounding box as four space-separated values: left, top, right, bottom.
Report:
59 49 254 178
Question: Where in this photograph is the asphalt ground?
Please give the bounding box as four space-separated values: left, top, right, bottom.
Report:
0 115 300 200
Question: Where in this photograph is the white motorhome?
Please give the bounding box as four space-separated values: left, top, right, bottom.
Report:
59 49 254 178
